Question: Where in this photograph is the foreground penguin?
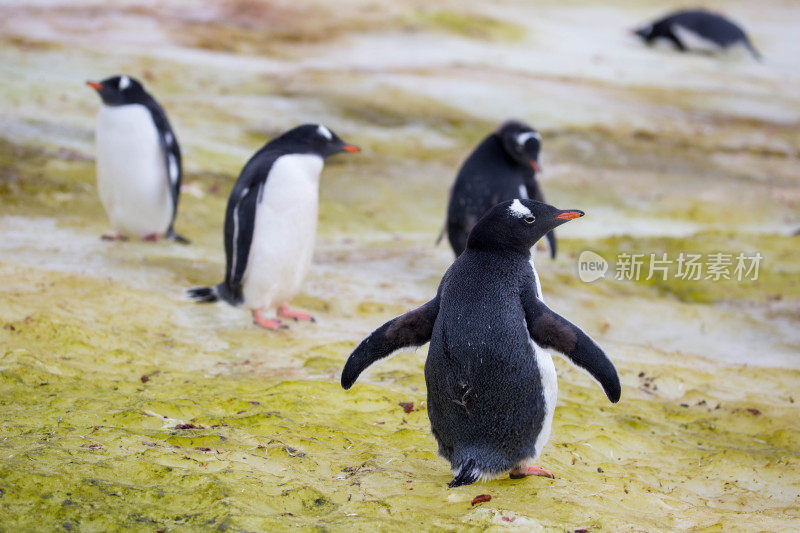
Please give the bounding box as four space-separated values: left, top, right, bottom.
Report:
634 9 761 60
189 124 359 329
87 75 188 242
442 120 556 259
342 199 620 487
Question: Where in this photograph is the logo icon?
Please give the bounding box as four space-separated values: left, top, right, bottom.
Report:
578 250 608 282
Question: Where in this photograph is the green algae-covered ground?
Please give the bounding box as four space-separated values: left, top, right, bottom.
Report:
2 0 800 530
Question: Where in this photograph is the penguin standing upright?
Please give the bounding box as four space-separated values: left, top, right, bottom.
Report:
633 9 761 60
342 199 621 487
442 120 556 258
87 75 188 242
189 124 360 330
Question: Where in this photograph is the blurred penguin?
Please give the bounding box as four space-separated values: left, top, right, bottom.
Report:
441 120 556 258
633 9 761 60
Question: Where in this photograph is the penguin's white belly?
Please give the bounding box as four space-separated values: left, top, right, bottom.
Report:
531 340 558 460
527 257 556 461
241 154 323 311
671 24 724 52
95 105 172 237
529 257 543 301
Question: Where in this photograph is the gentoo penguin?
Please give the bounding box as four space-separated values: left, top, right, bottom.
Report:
633 9 761 60
188 124 359 330
87 75 189 242
342 199 620 487
442 120 556 258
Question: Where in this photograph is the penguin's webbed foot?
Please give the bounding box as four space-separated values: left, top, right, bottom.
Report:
278 305 315 323
101 233 128 242
253 310 289 330
509 465 554 480
142 233 160 242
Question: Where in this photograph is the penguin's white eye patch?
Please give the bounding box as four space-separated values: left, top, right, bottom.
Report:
119 75 130 90
317 125 333 140
509 199 533 218
516 131 541 146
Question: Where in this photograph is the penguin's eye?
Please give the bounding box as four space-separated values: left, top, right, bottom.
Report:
524 216 535 224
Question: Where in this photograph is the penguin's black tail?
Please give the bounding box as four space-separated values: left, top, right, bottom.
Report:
745 39 762 62
166 229 191 245
188 286 219 303
448 459 482 488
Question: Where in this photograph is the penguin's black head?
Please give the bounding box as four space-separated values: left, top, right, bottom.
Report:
497 119 542 172
467 199 583 252
632 24 655 42
86 75 148 106
279 124 361 158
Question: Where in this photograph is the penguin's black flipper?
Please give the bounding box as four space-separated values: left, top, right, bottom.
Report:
144 98 184 239
665 29 688 52
544 230 557 259
436 182 455 246
524 176 557 259
341 296 440 389
221 180 262 304
434 224 445 246
521 286 621 403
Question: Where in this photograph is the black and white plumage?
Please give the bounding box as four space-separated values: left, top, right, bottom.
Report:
87 75 188 242
342 199 620 487
188 124 359 329
442 120 556 259
634 9 761 60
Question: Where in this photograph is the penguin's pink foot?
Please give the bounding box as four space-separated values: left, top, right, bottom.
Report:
509 465 554 479
142 233 160 242
252 310 288 330
277 305 315 323
101 234 128 242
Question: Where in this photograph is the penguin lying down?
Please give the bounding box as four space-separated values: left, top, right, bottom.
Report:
341 199 621 487
633 9 761 60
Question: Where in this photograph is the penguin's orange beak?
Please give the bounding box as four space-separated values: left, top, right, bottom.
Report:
555 210 584 220
530 160 540 172
342 145 360 153
86 81 103 90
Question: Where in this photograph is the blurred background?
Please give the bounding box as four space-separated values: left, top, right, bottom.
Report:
1 0 799 530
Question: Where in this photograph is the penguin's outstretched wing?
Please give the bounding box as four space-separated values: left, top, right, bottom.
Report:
341 296 440 389
144 99 188 243
523 176 557 258
521 285 620 402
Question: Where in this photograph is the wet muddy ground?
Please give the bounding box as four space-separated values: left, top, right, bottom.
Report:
1 0 799 530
